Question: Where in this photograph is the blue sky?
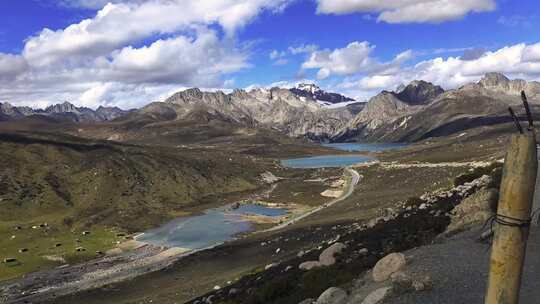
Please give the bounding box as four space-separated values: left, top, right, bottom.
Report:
0 0 539 109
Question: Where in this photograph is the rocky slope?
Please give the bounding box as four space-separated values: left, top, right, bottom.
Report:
335 73 540 142
140 86 356 141
0 101 131 123
290 83 356 106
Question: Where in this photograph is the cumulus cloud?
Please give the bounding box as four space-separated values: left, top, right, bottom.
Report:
0 54 28 80
316 0 496 23
335 42 540 101
57 0 147 9
301 41 413 79
25 0 292 67
269 50 289 65
0 0 293 108
108 30 249 85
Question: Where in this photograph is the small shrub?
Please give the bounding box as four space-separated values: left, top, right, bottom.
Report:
63 216 74 227
404 196 424 208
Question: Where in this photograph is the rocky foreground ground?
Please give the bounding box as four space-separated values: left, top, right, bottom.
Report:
187 171 499 304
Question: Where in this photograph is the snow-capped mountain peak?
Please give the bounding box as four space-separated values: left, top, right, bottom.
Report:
296 83 321 94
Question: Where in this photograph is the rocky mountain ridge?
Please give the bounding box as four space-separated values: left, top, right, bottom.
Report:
2 73 538 142
156 86 355 140
336 73 540 142
290 83 356 106
0 101 130 123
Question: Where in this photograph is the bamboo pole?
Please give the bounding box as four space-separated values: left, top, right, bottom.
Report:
485 132 538 304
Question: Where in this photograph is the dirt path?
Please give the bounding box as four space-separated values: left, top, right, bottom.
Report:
354 160 498 169
385 227 540 304
261 167 360 232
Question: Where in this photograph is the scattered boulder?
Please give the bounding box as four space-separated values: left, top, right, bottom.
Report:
444 188 496 237
372 253 406 282
265 263 278 270
261 172 280 183
82 231 91 235
316 287 347 304
390 271 432 294
18 248 28 253
75 247 86 252
320 243 346 266
360 287 392 304
300 242 346 270
299 261 322 271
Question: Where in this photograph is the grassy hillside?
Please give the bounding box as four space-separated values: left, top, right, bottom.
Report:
0 129 274 281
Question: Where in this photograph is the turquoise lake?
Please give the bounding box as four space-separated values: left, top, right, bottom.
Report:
138 143 407 249
280 142 407 168
136 204 286 249
322 142 409 152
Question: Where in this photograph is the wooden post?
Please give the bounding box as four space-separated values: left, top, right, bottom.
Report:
485 133 538 304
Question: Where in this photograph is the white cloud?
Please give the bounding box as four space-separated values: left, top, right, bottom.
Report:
0 0 293 108
316 0 496 23
269 50 289 65
108 30 249 85
301 41 413 79
270 50 284 60
302 41 375 79
57 0 146 9
289 44 319 54
25 1 292 67
337 42 540 101
0 54 28 80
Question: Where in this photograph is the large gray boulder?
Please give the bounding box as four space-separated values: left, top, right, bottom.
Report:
299 243 346 270
316 287 348 304
320 243 347 266
372 253 406 282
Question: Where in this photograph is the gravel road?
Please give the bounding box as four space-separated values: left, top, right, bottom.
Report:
386 227 540 303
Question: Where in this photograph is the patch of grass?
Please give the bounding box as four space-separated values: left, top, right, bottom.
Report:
0 219 121 282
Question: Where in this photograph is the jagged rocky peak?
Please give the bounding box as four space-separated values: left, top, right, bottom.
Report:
290 83 355 105
0 101 130 122
395 80 444 105
166 88 203 103
231 88 250 99
165 88 232 105
464 72 540 99
479 72 511 87
296 83 321 94
45 101 79 113
0 102 15 111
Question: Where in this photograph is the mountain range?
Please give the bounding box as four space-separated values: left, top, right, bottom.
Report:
0 101 131 123
335 72 540 142
1 73 538 143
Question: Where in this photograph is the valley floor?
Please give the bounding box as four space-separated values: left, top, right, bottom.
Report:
0 123 526 304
